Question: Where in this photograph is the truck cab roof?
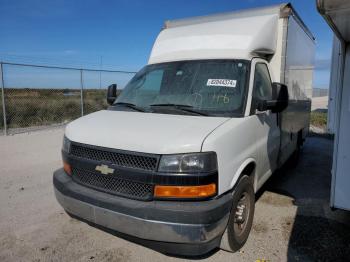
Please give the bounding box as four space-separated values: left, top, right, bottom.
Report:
148 3 314 65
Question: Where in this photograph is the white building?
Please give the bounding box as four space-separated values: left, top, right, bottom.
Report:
317 0 350 211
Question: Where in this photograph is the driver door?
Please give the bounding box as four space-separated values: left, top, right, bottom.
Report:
251 61 280 184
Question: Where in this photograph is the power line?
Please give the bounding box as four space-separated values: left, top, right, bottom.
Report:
0 61 137 74
0 53 137 71
0 53 95 66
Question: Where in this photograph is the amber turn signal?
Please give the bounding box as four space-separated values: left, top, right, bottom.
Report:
154 183 216 198
63 161 72 176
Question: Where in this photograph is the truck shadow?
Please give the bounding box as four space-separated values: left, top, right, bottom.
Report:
258 136 350 262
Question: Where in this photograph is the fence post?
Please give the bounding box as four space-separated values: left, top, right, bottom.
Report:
80 69 84 116
1 62 7 136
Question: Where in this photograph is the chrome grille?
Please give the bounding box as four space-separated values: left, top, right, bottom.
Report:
70 144 158 171
72 167 153 200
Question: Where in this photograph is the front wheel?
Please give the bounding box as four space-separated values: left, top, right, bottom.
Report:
220 175 255 252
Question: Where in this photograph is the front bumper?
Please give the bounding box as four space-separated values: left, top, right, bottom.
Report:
53 169 232 255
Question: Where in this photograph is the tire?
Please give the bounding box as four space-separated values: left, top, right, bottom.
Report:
288 132 302 168
220 175 255 252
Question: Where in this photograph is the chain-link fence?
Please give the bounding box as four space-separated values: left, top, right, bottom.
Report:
0 62 136 135
313 87 329 98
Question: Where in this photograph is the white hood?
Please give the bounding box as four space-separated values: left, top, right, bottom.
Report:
65 110 229 154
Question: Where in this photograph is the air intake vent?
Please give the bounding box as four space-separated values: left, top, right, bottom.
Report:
70 144 158 171
72 167 154 200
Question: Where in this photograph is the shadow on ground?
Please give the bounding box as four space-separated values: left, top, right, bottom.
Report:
261 136 350 261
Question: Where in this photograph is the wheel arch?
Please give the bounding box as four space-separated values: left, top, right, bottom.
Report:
230 158 258 193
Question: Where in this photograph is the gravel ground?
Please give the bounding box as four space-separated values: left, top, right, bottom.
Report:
0 128 349 262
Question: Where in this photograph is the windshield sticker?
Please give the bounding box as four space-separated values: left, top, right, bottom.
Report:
207 79 237 88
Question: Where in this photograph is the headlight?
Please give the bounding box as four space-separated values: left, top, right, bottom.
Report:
158 152 217 173
62 136 71 153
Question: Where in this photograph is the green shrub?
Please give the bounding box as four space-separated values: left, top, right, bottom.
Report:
2 88 110 128
310 111 327 128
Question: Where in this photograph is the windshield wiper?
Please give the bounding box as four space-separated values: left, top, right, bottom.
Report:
150 103 208 116
113 102 145 112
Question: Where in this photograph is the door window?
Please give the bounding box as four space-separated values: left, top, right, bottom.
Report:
251 63 273 112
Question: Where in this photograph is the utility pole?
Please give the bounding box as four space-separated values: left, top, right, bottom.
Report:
99 56 103 89
1 62 7 135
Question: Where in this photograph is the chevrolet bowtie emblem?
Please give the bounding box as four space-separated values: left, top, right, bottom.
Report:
95 164 114 175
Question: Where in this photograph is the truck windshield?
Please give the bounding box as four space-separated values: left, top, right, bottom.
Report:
114 60 249 117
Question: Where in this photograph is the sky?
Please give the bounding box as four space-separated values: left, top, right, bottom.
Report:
0 0 333 89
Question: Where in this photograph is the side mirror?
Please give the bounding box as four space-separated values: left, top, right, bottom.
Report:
257 83 289 113
107 84 117 105
271 82 289 113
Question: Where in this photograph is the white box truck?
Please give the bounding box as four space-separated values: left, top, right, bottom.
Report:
54 3 314 255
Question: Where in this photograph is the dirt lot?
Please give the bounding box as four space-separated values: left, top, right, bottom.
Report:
311 96 328 111
1 128 349 262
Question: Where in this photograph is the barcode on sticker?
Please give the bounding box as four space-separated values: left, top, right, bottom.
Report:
207 79 237 88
